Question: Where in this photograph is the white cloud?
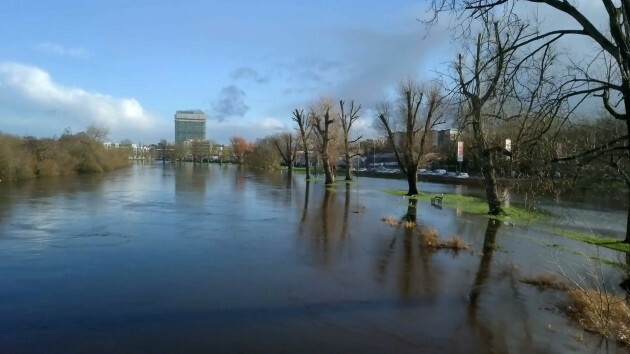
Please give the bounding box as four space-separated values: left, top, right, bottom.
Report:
35 42 91 58
0 62 159 140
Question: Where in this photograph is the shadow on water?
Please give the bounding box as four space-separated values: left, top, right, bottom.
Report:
468 218 501 310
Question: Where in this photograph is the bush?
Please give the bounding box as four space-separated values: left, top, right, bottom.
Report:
0 130 129 181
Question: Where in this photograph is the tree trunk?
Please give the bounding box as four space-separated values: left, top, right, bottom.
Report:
481 149 504 215
626 188 630 243
344 152 352 181
304 149 311 180
404 198 418 223
323 159 335 185
406 165 419 195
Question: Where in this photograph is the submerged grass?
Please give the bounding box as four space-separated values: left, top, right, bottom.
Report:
383 190 543 223
381 216 400 227
384 190 630 254
521 272 630 346
549 229 630 253
520 273 569 291
566 288 630 346
419 228 470 251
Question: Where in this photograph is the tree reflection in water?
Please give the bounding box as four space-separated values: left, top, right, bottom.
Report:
376 198 440 300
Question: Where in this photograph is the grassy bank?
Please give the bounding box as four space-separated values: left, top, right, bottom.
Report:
0 131 130 181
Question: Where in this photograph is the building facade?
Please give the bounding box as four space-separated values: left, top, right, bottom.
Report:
174 110 207 144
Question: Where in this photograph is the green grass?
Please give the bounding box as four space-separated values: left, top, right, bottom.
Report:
384 189 630 254
383 190 544 223
549 229 630 253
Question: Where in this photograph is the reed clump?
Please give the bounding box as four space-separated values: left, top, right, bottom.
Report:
419 228 469 250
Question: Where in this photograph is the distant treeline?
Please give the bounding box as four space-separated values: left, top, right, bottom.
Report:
0 130 129 181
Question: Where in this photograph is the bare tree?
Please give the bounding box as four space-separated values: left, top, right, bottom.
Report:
292 109 313 179
86 123 110 142
376 80 446 196
339 100 362 181
428 0 630 241
271 132 299 170
311 99 340 185
158 139 168 164
449 11 568 214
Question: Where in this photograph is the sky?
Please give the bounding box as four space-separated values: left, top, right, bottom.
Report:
0 0 609 144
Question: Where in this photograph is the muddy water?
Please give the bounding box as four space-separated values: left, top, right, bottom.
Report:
0 163 627 353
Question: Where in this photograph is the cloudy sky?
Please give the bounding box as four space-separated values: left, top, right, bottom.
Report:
0 0 608 144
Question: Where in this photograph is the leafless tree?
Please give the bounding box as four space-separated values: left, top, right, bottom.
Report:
339 100 362 181
271 132 299 170
86 123 110 142
428 0 630 241
292 109 313 179
311 99 340 185
376 79 446 196
448 11 568 214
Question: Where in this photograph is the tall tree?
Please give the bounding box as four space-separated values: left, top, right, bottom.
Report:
311 100 339 185
339 100 362 181
429 0 630 241
376 80 445 196
292 109 313 179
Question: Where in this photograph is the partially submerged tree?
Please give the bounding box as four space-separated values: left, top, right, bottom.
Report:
339 100 362 181
449 12 566 214
271 132 299 170
292 109 313 179
311 99 340 185
376 80 446 196
428 0 630 241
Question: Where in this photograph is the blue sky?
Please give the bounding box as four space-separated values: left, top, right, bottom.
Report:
0 1 606 144
0 0 458 144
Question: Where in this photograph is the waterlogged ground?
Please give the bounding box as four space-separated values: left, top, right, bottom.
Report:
0 163 627 353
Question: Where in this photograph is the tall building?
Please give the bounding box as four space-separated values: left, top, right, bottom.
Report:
174 110 206 144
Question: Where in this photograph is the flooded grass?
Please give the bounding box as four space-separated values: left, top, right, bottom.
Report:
520 273 569 291
549 229 630 253
402 220 416 228
384 190 630 254
566 288 630 346
380 216 400 227
521 270 630 346
383 190 544 223
419 228 470 251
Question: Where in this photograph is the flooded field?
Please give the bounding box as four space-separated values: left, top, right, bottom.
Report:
0 163 627 353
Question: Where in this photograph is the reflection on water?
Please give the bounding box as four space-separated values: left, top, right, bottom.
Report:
469 219 500 312
0 164 625 353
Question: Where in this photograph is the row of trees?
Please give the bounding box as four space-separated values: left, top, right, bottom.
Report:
241 99 364 186
241 0 630 243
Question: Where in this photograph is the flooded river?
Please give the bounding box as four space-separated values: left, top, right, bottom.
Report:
0 163 627 353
